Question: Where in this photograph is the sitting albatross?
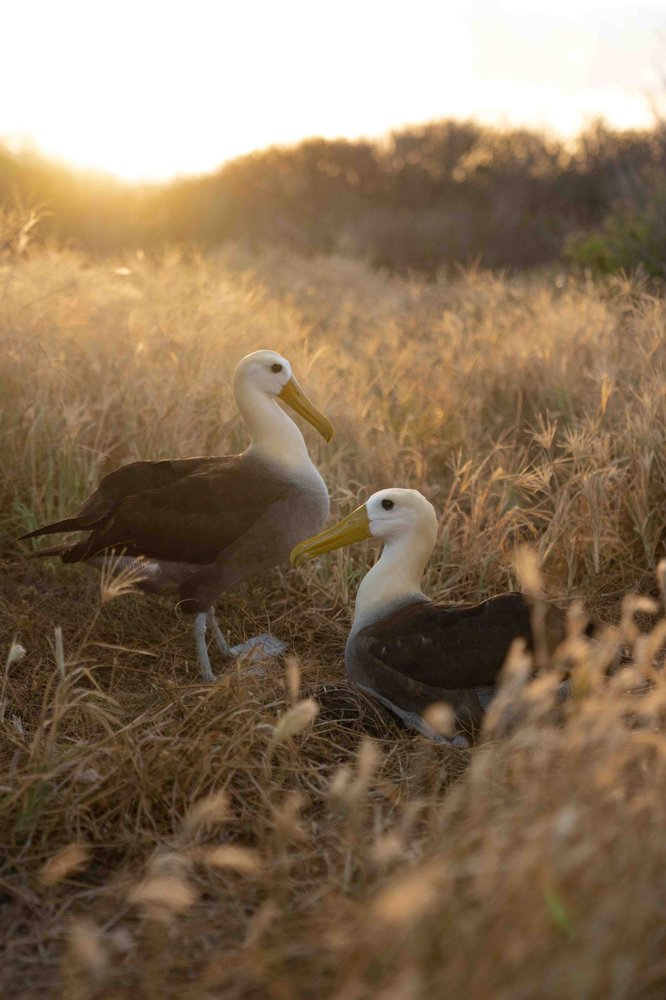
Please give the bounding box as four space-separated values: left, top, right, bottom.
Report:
291 488 571 746
19 350 333 681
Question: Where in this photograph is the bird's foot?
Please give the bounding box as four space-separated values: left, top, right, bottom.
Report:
194 614 287 683
229 634 288 677
229 633 288 658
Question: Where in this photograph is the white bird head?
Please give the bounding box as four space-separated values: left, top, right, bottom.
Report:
365 489 438 544
234 350 293 396
291 488 438 566
234 350 333 442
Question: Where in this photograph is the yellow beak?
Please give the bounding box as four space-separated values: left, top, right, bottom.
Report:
290 504 371 568
278 377 334 443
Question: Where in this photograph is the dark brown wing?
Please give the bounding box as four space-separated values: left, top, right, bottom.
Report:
350 595 574 743
352 594 534 691
347 594 539 741
66 456 291 563
19 457 222 539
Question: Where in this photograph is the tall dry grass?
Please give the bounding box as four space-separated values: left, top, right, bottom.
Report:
2 243 666 998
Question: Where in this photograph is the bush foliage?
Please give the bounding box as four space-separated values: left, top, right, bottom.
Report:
3 119 666 273
566 181 666 278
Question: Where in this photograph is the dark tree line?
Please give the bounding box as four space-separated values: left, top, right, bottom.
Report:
3 119 666 274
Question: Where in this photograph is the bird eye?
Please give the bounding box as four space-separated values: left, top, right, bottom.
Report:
271 363 283 373
381 499 394 511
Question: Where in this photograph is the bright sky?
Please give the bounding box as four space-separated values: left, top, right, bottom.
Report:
3 0 665 181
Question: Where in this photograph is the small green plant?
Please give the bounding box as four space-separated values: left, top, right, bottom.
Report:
565 184 666 278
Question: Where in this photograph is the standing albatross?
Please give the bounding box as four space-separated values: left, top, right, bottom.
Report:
291 488 573 746
19 350 333 681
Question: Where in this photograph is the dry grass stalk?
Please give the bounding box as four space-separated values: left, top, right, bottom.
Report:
99 552 149 605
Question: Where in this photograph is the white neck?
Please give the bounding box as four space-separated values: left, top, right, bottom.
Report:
235 380 313 473
352 530 432 632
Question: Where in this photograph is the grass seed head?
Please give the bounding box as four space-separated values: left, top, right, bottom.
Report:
66 918 108 978
371 864 442 927
5 640 26 667
40 843 90 886
99 553 149 605
269 697 319 748
423 702 456 737
181 791 230 837
204 845 263 875
128 875 197 922
512 544 544 598
284 655 301 703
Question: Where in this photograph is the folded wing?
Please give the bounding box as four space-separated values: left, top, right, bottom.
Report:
20 456 290 564
353 593 535 690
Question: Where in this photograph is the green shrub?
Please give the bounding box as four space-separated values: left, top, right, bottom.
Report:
565 185 666 277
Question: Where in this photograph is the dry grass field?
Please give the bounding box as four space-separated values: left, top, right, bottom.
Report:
3 240 666 998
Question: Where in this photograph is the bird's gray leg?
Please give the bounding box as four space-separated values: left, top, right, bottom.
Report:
207 607 234 660
193 613 215 683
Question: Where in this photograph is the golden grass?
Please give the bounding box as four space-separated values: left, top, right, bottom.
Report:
2 244 666 998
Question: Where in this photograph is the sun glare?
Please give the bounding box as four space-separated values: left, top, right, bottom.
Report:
2 0 662 181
